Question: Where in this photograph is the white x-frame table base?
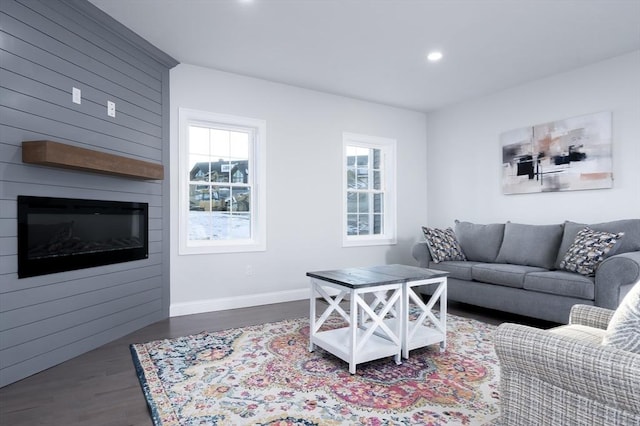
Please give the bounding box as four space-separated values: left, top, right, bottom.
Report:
402 276 447 358
308 278 403 374
307 265 449 374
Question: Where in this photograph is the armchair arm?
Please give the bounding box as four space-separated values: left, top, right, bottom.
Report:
411 241 432 268
595 251 640 309
495 323 640 424
569 304 614 330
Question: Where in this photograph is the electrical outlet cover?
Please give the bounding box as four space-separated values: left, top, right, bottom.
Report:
107 101 116 117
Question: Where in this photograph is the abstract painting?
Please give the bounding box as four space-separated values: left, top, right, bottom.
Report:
501 111 612 194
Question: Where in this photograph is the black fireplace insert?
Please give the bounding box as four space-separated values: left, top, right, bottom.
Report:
17 196 148 278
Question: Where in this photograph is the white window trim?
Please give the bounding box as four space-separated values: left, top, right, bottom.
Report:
178 108 267 255
342 132 397 247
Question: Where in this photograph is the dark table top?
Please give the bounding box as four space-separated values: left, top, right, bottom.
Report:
306 264 449 289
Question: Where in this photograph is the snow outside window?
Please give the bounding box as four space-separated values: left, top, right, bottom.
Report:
179 108 266 254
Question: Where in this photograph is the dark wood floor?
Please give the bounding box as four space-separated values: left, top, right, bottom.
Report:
0 299 555 426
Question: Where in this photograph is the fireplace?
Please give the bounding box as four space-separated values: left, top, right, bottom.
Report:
17 196 148 278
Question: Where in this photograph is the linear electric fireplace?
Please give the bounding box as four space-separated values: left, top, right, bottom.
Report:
18 196 148 278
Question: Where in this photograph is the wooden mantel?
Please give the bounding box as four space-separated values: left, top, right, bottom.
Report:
22 140 164 180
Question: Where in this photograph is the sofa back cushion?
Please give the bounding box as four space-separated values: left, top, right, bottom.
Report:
555 219 640 269
495 222 564 270
454 220 505 263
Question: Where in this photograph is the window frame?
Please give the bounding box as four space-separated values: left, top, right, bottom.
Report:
342 132 397 247
178 108 267 255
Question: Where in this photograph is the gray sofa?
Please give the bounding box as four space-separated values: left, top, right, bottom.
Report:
412 219 640 324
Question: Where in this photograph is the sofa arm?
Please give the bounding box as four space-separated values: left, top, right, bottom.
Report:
595 251 640 309
411 241 432 267
569 304 614 330
495 323 640 423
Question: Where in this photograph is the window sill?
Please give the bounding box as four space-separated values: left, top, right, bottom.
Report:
179 241 266 255
342 238 397 248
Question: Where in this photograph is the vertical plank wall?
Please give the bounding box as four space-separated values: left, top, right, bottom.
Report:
0 0 177 386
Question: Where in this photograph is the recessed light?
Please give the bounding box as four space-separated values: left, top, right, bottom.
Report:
427 51 443 62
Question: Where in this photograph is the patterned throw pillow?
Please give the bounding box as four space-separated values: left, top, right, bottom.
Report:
602 282 640 354
421 226 466 263
559 227 624 276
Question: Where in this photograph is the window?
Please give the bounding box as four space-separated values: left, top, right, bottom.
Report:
343 132 396 247
179 108 266 254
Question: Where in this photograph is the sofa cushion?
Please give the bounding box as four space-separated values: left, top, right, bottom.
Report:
429 260 476 281
472 263 547 289
555 219 640 269
603 282 640 354
495 222 564 269
549 324 605 345
421 226 466 263
454 220 505 263
559 227 624 276
524 271 595 300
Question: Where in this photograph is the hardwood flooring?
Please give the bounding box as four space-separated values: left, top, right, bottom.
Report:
0 299 555 426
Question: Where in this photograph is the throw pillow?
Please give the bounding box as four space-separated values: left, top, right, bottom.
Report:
559 227 624 276
555 219 640 269
554 221 587 269
421 226 466 263
602 282 640 354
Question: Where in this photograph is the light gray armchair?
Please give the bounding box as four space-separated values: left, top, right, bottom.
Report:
494 304 640 425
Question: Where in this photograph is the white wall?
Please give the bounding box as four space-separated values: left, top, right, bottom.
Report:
425 51 640 228
170 64 427 315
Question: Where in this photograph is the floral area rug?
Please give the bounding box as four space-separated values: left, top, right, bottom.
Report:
130 312 500 425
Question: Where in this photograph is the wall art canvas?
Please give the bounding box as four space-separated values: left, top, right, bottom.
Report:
501 111 612 194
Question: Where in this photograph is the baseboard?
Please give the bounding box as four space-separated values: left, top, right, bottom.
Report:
169 288 311 317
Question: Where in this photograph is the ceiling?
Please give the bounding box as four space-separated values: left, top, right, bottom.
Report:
88 0 640 113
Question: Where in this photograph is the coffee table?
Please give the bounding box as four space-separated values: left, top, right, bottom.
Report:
307 264 449 373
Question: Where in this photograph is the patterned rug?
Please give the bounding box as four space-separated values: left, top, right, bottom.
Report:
130 313 500 425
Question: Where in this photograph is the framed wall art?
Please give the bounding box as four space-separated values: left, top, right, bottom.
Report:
501 111 612 194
